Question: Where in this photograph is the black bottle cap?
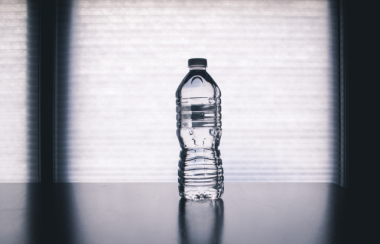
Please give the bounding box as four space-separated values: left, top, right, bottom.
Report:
188 58 207 67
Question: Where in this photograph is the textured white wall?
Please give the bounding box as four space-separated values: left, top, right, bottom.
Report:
0 0 39 182
56 0 340 183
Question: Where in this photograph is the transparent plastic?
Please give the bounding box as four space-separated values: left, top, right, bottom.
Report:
176 64 223 200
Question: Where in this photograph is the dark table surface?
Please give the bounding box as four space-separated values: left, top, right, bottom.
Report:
0 183 352 244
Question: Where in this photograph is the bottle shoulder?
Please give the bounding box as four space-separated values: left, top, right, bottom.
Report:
176 70 221 99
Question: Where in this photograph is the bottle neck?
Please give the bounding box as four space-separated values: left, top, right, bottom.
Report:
189 65 206 71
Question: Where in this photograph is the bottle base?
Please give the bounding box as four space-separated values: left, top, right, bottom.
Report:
178 185 224 200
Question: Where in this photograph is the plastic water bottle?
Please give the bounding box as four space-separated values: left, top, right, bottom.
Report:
176 58 223 200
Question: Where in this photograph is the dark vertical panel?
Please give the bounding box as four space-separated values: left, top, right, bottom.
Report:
55 0 73 182
346 0 380 242
39 0 56 183
329 0 346 187
346 1 380 196
338 0 347 188
27 0 40 182
39 2 57 242
327 0 341 186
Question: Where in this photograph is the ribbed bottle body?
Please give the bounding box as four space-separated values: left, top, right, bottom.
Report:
176 70 223 200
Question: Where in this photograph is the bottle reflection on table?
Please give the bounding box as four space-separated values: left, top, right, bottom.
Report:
178 198 224 244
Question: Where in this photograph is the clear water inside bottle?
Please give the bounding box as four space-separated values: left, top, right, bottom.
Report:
176 63 224 200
